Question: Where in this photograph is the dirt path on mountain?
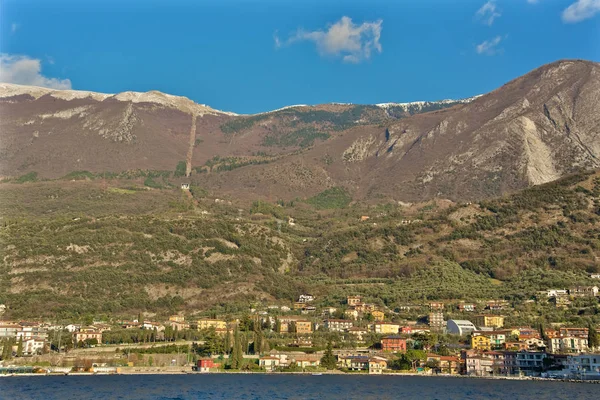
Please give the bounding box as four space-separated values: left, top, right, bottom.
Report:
185 114 197 177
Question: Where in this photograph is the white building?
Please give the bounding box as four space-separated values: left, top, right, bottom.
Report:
324 319 353 332
23 338 46 355
547 337 588 353
546 289 569 298
446 320 477 336
298 294 315 303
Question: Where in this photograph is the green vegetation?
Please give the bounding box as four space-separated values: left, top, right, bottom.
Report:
62 171 96 180
1 170 599 321
306 187 352 209
174 161 187 177
262 128 330 148
220 105 383 135
15 172 38 183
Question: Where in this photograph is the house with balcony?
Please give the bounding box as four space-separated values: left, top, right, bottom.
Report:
324 319 353 332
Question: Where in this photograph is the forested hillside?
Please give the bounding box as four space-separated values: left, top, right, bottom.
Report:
0 170 598 321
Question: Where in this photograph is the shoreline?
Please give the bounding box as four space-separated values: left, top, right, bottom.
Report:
1 370 599 384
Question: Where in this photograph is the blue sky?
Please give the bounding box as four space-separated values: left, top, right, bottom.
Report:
1 0 598 114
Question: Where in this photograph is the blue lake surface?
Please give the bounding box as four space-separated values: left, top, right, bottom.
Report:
0 374 597 400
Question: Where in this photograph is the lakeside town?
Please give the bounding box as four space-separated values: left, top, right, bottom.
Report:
1 285 600 380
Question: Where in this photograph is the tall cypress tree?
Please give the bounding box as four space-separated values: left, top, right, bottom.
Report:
588 323 599 350
16 337 23 357
230 328 243 369
320 339 337 370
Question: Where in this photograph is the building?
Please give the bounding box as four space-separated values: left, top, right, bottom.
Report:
559 327 588 339
0 323 19 339
324 319 353 332
169 315 185 323
339 355 370 371
23 338 46 356
370 322 400 335
503 351 548 374
291 354 321 369
471 335 492 351
428 312 445 332
368 357 388 374
322 307 337 318
464 350 505 376
569 286 599 297
73 328 102 344
298 294 315 303
344 309 359 320
458 303 476 312
545 289 569 298
196 358 217 372
426 354 461 374
472 331 506 348
348 327 368 341
590 274 600 280
167 320 189 331
486 300 509 311
371 310 385 321
564 354 600 376
446 320 476 336
547 337 588 353
347 296 362 306
195 319 227 330
293 320 313 334
429 302 444 311
259 356 280 372
180 183 190 190
381 335 407 352
16 322 47 341
142 321 165 332
473 315 504 328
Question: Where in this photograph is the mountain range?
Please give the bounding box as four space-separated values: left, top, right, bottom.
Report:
1 59 598 202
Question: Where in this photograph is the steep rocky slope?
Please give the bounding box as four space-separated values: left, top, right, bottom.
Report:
0 59 598 202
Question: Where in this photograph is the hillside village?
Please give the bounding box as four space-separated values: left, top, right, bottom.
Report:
2 286 600 378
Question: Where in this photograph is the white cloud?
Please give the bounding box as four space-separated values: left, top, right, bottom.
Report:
275 16 383 63
562 0 600 23
476 1 502 26
0 54 71 89
11 23 19 34
476 36 504 55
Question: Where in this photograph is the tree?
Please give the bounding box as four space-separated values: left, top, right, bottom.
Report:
253 329 263 355
320 339 337 370
16 337 23 357
539 322 548 341
230 328 243 369
588 323 599 350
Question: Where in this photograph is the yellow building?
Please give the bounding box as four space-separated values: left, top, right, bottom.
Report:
294 320 313 334
169 315 185 322
195 319 227 330
471 335 492 350
370 322 400 334
371 311 385 321
473 315 504 328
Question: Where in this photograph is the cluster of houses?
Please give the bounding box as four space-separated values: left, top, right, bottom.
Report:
2 289 599 377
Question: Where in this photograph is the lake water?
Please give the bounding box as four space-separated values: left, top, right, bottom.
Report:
0 374 597 400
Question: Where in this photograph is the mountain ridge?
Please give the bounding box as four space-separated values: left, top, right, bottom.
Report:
0 59 598 202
